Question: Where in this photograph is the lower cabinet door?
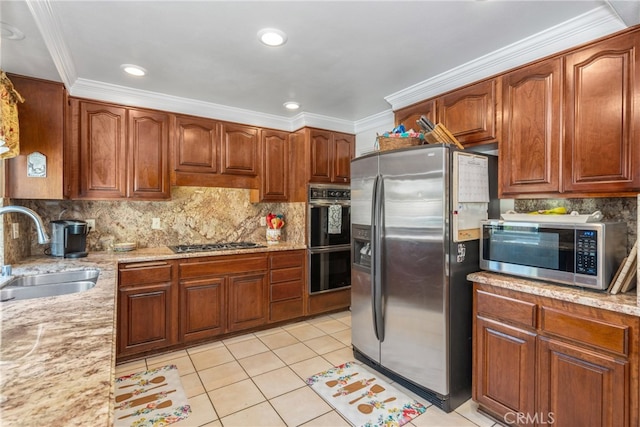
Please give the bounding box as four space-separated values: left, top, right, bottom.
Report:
228 272 268 332
118 282 174 357
474 316 536 426
180 277 226 342
537 336 628 427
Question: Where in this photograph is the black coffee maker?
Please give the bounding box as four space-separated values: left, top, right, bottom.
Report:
50 220 89 258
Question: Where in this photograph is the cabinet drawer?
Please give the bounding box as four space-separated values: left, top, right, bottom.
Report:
270 251 305 269
540 307 629 356
119 262 173 286
271 281 302 302
180 255 268 279
270 266 303 284
270 299 304 322
476 289 537 329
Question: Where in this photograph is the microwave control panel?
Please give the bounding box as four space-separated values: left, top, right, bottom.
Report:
576 229 598 276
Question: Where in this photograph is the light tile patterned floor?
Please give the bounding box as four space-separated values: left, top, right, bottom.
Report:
115 311 500 427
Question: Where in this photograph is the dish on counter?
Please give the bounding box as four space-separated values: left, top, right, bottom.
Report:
113 242 136 252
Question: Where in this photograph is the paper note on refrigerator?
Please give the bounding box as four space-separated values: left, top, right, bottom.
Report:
455 152 489 202
453 152 490 241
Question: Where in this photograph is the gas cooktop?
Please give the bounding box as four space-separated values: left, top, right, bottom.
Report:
168 242 266 254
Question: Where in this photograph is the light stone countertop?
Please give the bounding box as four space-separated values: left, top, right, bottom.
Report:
0 243 306 427
468 271 640 317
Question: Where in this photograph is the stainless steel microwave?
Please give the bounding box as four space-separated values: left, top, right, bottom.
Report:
479 220 626 290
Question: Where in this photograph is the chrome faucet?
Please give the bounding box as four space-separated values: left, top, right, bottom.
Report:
0 206 50 244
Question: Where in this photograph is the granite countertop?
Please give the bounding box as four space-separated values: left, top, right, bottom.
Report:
469 271 640 317
0 243 306 427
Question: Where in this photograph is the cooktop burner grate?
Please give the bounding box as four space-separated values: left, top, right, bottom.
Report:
168 242 266 253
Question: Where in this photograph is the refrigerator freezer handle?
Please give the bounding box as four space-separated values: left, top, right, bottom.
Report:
372 175 385 342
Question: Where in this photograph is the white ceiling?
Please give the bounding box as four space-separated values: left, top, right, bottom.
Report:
1 1 639 133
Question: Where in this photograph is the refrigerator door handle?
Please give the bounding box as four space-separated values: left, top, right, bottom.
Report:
370 175 379 340
372 175 385 342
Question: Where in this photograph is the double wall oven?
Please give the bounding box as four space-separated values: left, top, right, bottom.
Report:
308 184 351 294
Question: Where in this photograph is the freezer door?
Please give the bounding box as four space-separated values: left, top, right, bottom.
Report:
379 145 450 396
350 154 381 362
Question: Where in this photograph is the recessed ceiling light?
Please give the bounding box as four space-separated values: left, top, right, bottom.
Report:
121 64 147 76
258 28 287 47
283 101 300 110
0 22 25 40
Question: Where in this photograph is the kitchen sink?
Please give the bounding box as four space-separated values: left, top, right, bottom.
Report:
0 269 100 302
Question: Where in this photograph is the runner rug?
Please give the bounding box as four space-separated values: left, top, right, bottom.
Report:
306 361 427 426
114 364 191 427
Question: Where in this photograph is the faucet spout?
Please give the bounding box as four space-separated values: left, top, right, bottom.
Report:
0 206 50 244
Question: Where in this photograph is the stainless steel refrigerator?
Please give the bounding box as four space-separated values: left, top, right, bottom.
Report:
350 143 498 412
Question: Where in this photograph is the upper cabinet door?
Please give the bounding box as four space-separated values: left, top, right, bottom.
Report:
394 99 436 130
259 129 289 201
220 123 259 176
5 75 66 200
309 129 333 183
174 115 219 174
563 31 640 193
500 58 562 197
129 109 170 199
77 101 128 199
333 132 354 184
437 79 499 147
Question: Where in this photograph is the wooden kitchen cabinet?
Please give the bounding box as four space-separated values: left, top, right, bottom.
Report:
172 116 259 189
173 114 219 175
178 253 268 337
269 250 305 322
473 283 639 427
303 128 355 184
289 127 355 201
563 30 640 194
227 272 268 331
394 99 436 130
117 261 177 358
5 75 67 200
437 79 500 147
69 98 170 200
220 123 259 179
250 129 289 202
500 58 562 197
474 290 537 425
178 275 226 343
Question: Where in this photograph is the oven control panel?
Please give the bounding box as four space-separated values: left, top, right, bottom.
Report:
309 185 350 202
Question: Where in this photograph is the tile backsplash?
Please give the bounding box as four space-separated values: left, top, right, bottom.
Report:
10 187 305 260
514 197 637 252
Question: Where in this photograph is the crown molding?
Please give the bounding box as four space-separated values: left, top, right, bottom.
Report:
25 0 77 87
71 78 357 133
354 110 394 135
384 5 626 111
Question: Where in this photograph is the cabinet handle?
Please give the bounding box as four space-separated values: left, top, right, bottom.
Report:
121 261 168 269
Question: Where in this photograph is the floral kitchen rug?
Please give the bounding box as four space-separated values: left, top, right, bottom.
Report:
114 364 191 427
306 361 427 427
